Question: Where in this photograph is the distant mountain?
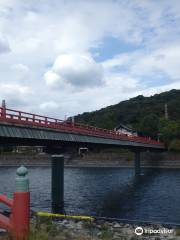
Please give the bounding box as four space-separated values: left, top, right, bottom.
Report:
75 89 180 131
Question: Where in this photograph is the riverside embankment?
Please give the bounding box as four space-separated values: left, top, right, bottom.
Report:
1 217 179 240
0 151 179 168
29 217 179 240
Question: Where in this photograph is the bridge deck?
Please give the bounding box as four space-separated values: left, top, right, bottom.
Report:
0 107 164 149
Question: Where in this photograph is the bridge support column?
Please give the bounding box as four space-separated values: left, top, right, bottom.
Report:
134 151 141 176
51 155 64 213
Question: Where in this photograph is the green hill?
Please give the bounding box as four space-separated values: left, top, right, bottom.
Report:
75 89 180 150
75 89 180 129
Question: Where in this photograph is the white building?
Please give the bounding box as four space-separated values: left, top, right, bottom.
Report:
114 123 138 136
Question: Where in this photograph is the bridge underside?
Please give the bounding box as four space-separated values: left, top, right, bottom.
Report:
0 123 165 152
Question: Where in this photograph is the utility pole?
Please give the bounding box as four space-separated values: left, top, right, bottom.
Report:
1 99 6 118
2 99 6 108
165 103 168 120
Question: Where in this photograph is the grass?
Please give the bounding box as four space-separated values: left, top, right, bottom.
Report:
28 217 118 240
29 217 94 240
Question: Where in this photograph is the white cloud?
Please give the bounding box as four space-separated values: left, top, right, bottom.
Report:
102 43 180 88
45 54 104 89
131 45 180 81
44 71 60 88
0 0 180 118
2 83 30 95
11 63 30 81
39 101 59 111
0 83 31 108
0 35 10 53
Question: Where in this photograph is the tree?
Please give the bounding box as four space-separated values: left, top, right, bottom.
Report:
139 114 159 139
159 119 179 146
169 139 180 152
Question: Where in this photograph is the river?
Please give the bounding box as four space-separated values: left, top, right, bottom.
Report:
0 166 179 224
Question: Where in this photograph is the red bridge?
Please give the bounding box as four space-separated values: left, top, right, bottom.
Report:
0 102 165 217
0 105 163 148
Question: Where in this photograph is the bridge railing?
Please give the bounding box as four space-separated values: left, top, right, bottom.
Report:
0 107 163 146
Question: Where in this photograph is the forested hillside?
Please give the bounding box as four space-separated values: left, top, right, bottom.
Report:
75 89 180 150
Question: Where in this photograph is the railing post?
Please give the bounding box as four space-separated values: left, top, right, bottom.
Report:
45 117 47 125
51 155 64 213
12 166 30 240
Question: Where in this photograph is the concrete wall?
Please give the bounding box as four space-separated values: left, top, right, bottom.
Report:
0 153 51 166
0 151 179 168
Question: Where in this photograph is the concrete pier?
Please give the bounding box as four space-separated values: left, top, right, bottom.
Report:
51 155 64 213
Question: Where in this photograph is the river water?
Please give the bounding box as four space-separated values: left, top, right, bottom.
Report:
0 166 180 224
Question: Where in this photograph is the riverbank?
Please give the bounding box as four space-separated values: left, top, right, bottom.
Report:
25 217 180 239
0 151 180 168
1 216 178 240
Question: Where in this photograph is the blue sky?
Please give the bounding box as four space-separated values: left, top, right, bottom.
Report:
91 37 139 62
0 0 180 118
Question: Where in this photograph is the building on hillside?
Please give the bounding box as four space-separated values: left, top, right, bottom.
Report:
114 123 138 136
